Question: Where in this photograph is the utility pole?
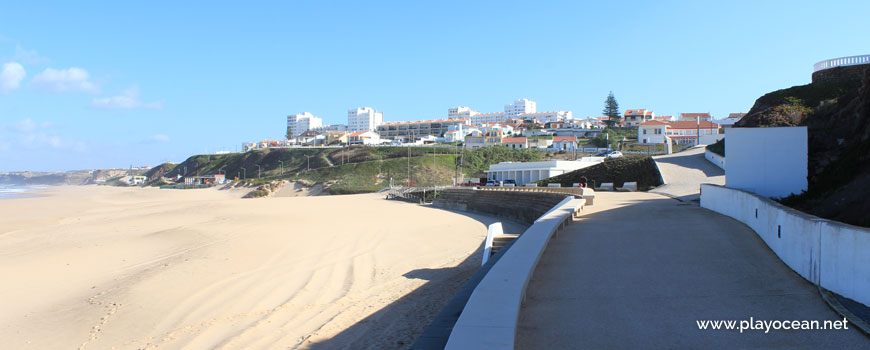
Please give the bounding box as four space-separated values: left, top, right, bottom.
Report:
256 164 261 178
278 160 284 175
241 167 246 179
696 116 701 146
307 155 310 172
407 142 411 187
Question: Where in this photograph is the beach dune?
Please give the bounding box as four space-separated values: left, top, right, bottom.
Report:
0 186 503 349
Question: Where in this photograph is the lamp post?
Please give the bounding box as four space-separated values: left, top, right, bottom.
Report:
241 167 246 179
256 164 261 178
278 160 284 176
307 155 310 172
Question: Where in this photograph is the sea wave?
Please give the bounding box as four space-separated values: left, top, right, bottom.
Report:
0 185 37 199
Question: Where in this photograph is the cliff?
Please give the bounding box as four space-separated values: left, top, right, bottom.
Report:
737 67 870 227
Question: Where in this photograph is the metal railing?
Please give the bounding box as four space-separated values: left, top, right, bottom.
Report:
475 186 585 197
385 186 459 203
813 54 870 72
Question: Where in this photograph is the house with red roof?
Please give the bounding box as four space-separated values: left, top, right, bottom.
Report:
638 120 669 144
638 119 721 145
348 130 381 145
501 137 528 149
624 109 655 127
550 135 578 152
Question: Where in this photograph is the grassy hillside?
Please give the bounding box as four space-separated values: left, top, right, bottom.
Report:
157 146 543 194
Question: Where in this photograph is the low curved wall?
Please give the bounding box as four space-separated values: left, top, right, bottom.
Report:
701 184 870 307
430 189 586 348
704 149 725 170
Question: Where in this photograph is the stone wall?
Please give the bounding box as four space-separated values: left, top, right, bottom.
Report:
812 64 870 84
433 189 571 224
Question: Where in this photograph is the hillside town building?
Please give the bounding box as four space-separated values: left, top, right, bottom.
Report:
286 112 323 138
348 107 384 133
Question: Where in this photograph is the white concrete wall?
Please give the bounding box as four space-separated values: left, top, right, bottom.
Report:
445 197 583 349
699 133 724 145
701 184 870 307
704 149 725 170
725 127 807 198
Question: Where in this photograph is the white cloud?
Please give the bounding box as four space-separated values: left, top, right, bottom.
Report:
13 45 50 64
7 118 53 133
92 85 163 110
31 67 98 93
0 62 26 93
147 134 170 143
0 118 83 152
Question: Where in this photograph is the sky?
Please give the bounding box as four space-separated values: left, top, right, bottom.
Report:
1 1 869 171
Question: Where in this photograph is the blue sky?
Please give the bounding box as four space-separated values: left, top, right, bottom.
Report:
1 1 868 171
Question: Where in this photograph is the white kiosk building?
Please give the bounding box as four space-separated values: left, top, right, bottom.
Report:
484 159 603 185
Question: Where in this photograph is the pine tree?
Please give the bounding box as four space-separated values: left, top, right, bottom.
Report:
602 91 620 128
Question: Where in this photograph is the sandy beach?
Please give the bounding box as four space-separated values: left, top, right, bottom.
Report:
0 186 515 349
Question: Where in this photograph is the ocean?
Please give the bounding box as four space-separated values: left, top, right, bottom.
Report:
0 185 38 199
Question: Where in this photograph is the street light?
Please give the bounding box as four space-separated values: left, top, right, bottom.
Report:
307 155 310 172
278 160 284 176
256 164 261 178
241 167 246 179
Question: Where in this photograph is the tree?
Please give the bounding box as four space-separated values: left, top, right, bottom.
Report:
602 91 621 128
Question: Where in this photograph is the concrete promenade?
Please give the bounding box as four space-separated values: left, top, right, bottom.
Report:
516 192 868 348
651 146 724 201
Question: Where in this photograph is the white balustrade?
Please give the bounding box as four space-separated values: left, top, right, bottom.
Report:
813 54 870 72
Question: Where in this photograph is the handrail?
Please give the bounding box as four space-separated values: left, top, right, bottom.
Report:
445 196 584 349
813 54 870 72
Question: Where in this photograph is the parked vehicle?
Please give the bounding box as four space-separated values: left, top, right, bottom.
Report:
484 180 498 187
605 151 623 159
502 179 517 186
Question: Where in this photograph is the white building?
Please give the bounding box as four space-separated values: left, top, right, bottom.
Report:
348 130 381 145
287 112 323 138
505 98 536 118
348 107 384 133
638 120 669 144
448 106 479 120
518 111 573 123
312 124 348 133
485 159 604 185
471 112 507 126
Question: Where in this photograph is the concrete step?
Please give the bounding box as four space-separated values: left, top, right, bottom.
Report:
491 234 521 255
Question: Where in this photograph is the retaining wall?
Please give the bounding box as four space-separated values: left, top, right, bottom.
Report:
812 63 870 84
433 188 573 224
704 149 725 170
701 184 870 307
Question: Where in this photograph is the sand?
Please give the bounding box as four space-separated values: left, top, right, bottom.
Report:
0 186 512 349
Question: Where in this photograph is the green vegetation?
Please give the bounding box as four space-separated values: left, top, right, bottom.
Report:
602 91 620 127
589 128 637 149
157 146 544 195
738 81 861 127
706 139 724 157
624 143 667 153
537 156 663 190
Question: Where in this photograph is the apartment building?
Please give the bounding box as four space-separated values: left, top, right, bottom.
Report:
348 107 384 133
286 112 323 138
448 106 480 120
376 118 470 139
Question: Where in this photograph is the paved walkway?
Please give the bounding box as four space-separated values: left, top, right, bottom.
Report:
516 192 868 349
650 146 724 202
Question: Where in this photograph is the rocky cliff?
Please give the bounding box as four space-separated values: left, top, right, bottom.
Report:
743 68 870 227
